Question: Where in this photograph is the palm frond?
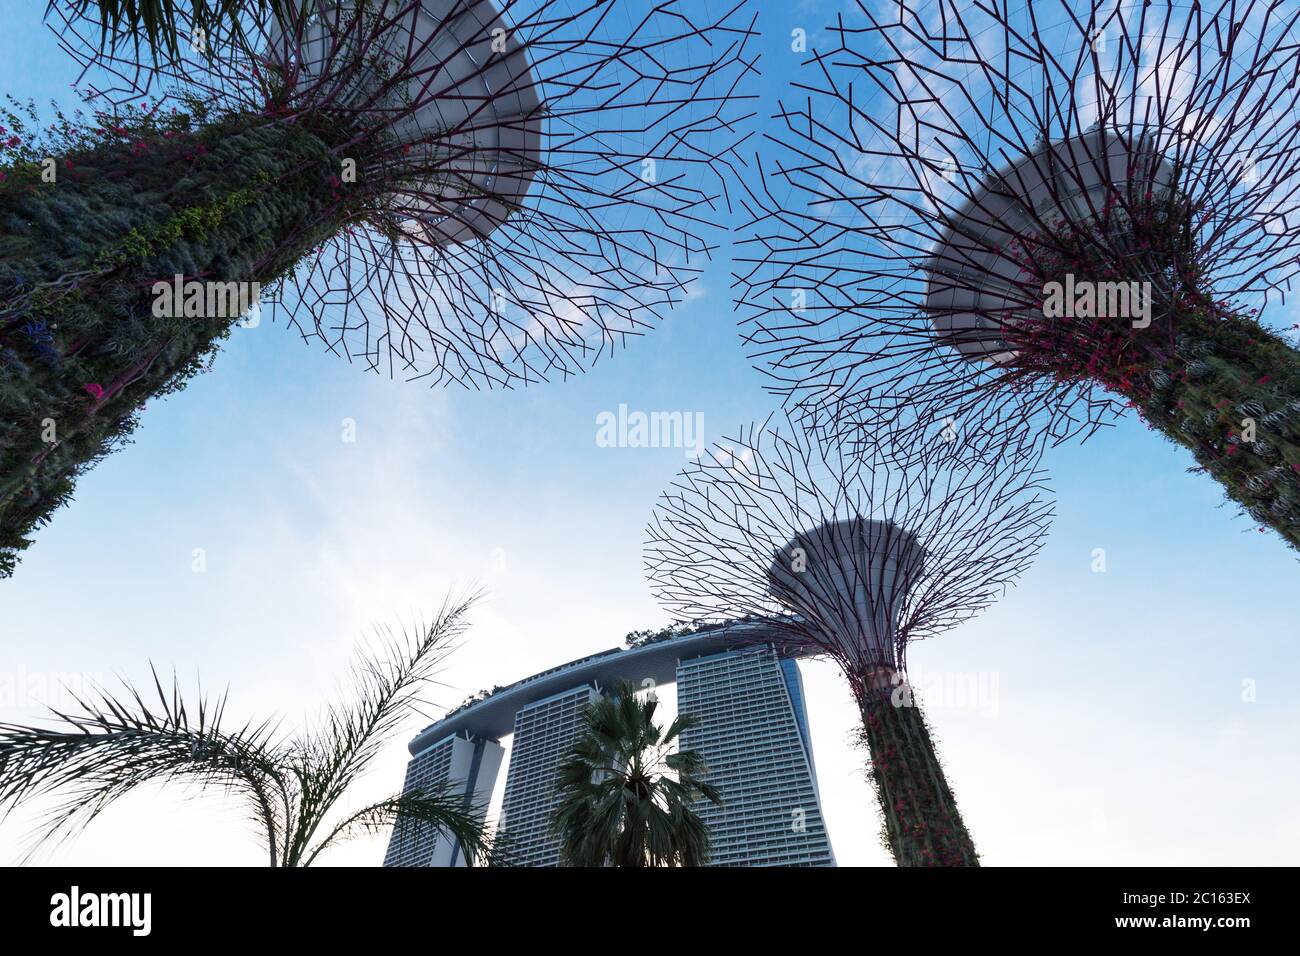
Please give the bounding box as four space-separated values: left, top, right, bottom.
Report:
52 1 308 63
281 588 482 865
0 589 489 867
303 785 490 867
659 713 697 749
551 681 721 867
0 666 287 863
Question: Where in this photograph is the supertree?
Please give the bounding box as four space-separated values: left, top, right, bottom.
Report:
733 0 1300 551
643 411 1053 866
0 0 758 575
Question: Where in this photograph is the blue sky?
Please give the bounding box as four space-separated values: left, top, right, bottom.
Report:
2 1 1299 866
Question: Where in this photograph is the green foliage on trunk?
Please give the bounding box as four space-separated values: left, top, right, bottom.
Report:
1136 305 1300 551
0 110 347 575
859 693 979 867
1011 193 1300 552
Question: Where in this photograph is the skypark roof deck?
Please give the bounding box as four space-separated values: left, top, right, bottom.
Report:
409 621 808 753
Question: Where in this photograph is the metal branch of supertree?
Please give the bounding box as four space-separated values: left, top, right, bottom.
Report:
51 0 761 388
732 0 1300 469
643 410 1054 701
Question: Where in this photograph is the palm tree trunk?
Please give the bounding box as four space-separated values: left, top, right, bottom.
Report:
860 691 979 867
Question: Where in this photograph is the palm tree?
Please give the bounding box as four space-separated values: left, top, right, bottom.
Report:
551 682 721 867
0 590 499 866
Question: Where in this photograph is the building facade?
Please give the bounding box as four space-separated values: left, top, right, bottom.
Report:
384 623 835 867
676 645 835 866
382 731 504 867
496 684 602 867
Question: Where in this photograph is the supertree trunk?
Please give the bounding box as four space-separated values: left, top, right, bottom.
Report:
1008 206 1300 550
0 115 349 571
1132 307 1300 550
860 689 978 867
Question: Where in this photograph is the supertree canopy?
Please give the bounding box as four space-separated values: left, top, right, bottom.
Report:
644 411 1054 866
0 0 758 575
733 0 1300 551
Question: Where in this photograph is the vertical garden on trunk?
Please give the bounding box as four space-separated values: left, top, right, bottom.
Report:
1005 194 1300 552
0 105 351 572
860 692 978 866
